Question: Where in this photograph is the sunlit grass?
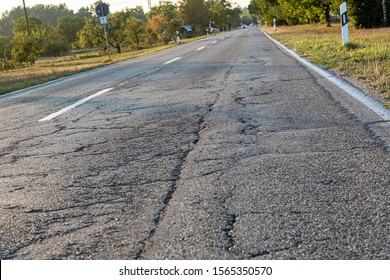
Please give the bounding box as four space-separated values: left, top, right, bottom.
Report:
262 25 390 107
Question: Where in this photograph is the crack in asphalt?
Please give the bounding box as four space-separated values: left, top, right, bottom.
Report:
135 114 216 259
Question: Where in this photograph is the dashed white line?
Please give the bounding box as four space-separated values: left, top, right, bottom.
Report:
211 41 218 44
39 88 114 122
164 57 182 64
197 46 205 51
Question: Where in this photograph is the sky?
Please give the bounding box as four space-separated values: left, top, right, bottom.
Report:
0 0 251 16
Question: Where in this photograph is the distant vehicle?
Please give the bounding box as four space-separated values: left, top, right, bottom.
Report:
241 24 247 29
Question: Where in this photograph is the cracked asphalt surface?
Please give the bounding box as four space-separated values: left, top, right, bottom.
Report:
0 27 389 259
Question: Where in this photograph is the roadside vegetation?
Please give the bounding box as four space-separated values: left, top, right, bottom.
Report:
262 25 390 108
250 0 389 108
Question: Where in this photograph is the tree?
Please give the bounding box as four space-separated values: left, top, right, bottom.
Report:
0 7 25 37
0 36 13 69
12 16 43 64
107 11 131 53
125 17 147 47
13 16 42 35
76 7 93 19
128 6 148 22
248 0 284 24
206 0 232 28
148 1 181 44
12 31 39 65
0 4 74 37
27 4 73 27
78 18 104 49
349 0 390 28
178 0 209 34
277 0 320 25
149 13 172 44
41 24 69 56
306 0 344 27
107 8 147 53
57 15 85 47
228 7 243 29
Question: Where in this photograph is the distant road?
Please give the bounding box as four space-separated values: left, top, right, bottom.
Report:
0 27 389 259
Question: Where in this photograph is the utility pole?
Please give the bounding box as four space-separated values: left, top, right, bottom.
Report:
147 0 151 11
383 0 387 27
22 0 30 36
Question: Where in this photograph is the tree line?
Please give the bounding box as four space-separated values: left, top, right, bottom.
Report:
0 0 247 69
249 0 389 28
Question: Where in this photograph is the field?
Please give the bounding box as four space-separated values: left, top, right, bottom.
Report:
262 24 390 108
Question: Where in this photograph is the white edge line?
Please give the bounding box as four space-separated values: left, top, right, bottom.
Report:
39 88 114 122
164 57 182 65
262 31 390 121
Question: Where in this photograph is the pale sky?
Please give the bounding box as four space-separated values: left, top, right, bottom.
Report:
1 0 251 16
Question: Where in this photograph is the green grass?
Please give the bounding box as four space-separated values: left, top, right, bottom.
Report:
262 25 390 107
0 37 203 95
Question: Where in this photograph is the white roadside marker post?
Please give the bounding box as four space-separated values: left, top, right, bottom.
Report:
340 2 349 45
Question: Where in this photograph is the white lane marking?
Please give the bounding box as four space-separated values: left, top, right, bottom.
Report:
39 88 114 122
164 57 182 64
197 46 205 51
211 41 218 44
262 31 390 121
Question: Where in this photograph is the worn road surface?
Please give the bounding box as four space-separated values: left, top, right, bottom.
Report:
0 27 389 259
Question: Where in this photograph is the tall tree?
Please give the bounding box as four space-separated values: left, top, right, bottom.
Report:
148 1 181 43
77 18 104 49
0 4 76 37
149 13 171 44
41 24 68 56
178 0 209 34
248 0 284 24
57 15 85 47
228 7 242 29
206 0 232 28
125 17 146 46
349 0 390 28
276 0 343 26
13 16 42 35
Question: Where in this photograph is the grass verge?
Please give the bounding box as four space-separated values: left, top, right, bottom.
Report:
262 25 390 109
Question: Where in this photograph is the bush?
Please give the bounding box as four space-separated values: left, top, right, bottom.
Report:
41 25 69 56
12 32 39 66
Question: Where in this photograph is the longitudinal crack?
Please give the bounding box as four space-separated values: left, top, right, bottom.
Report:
134 115 208 259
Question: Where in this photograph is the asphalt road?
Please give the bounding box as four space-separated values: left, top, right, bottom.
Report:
0 27 389 260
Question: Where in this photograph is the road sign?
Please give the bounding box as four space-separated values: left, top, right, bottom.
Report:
95 3 110 60
100 16 107 25
96 3 109 17
340 2 349 45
